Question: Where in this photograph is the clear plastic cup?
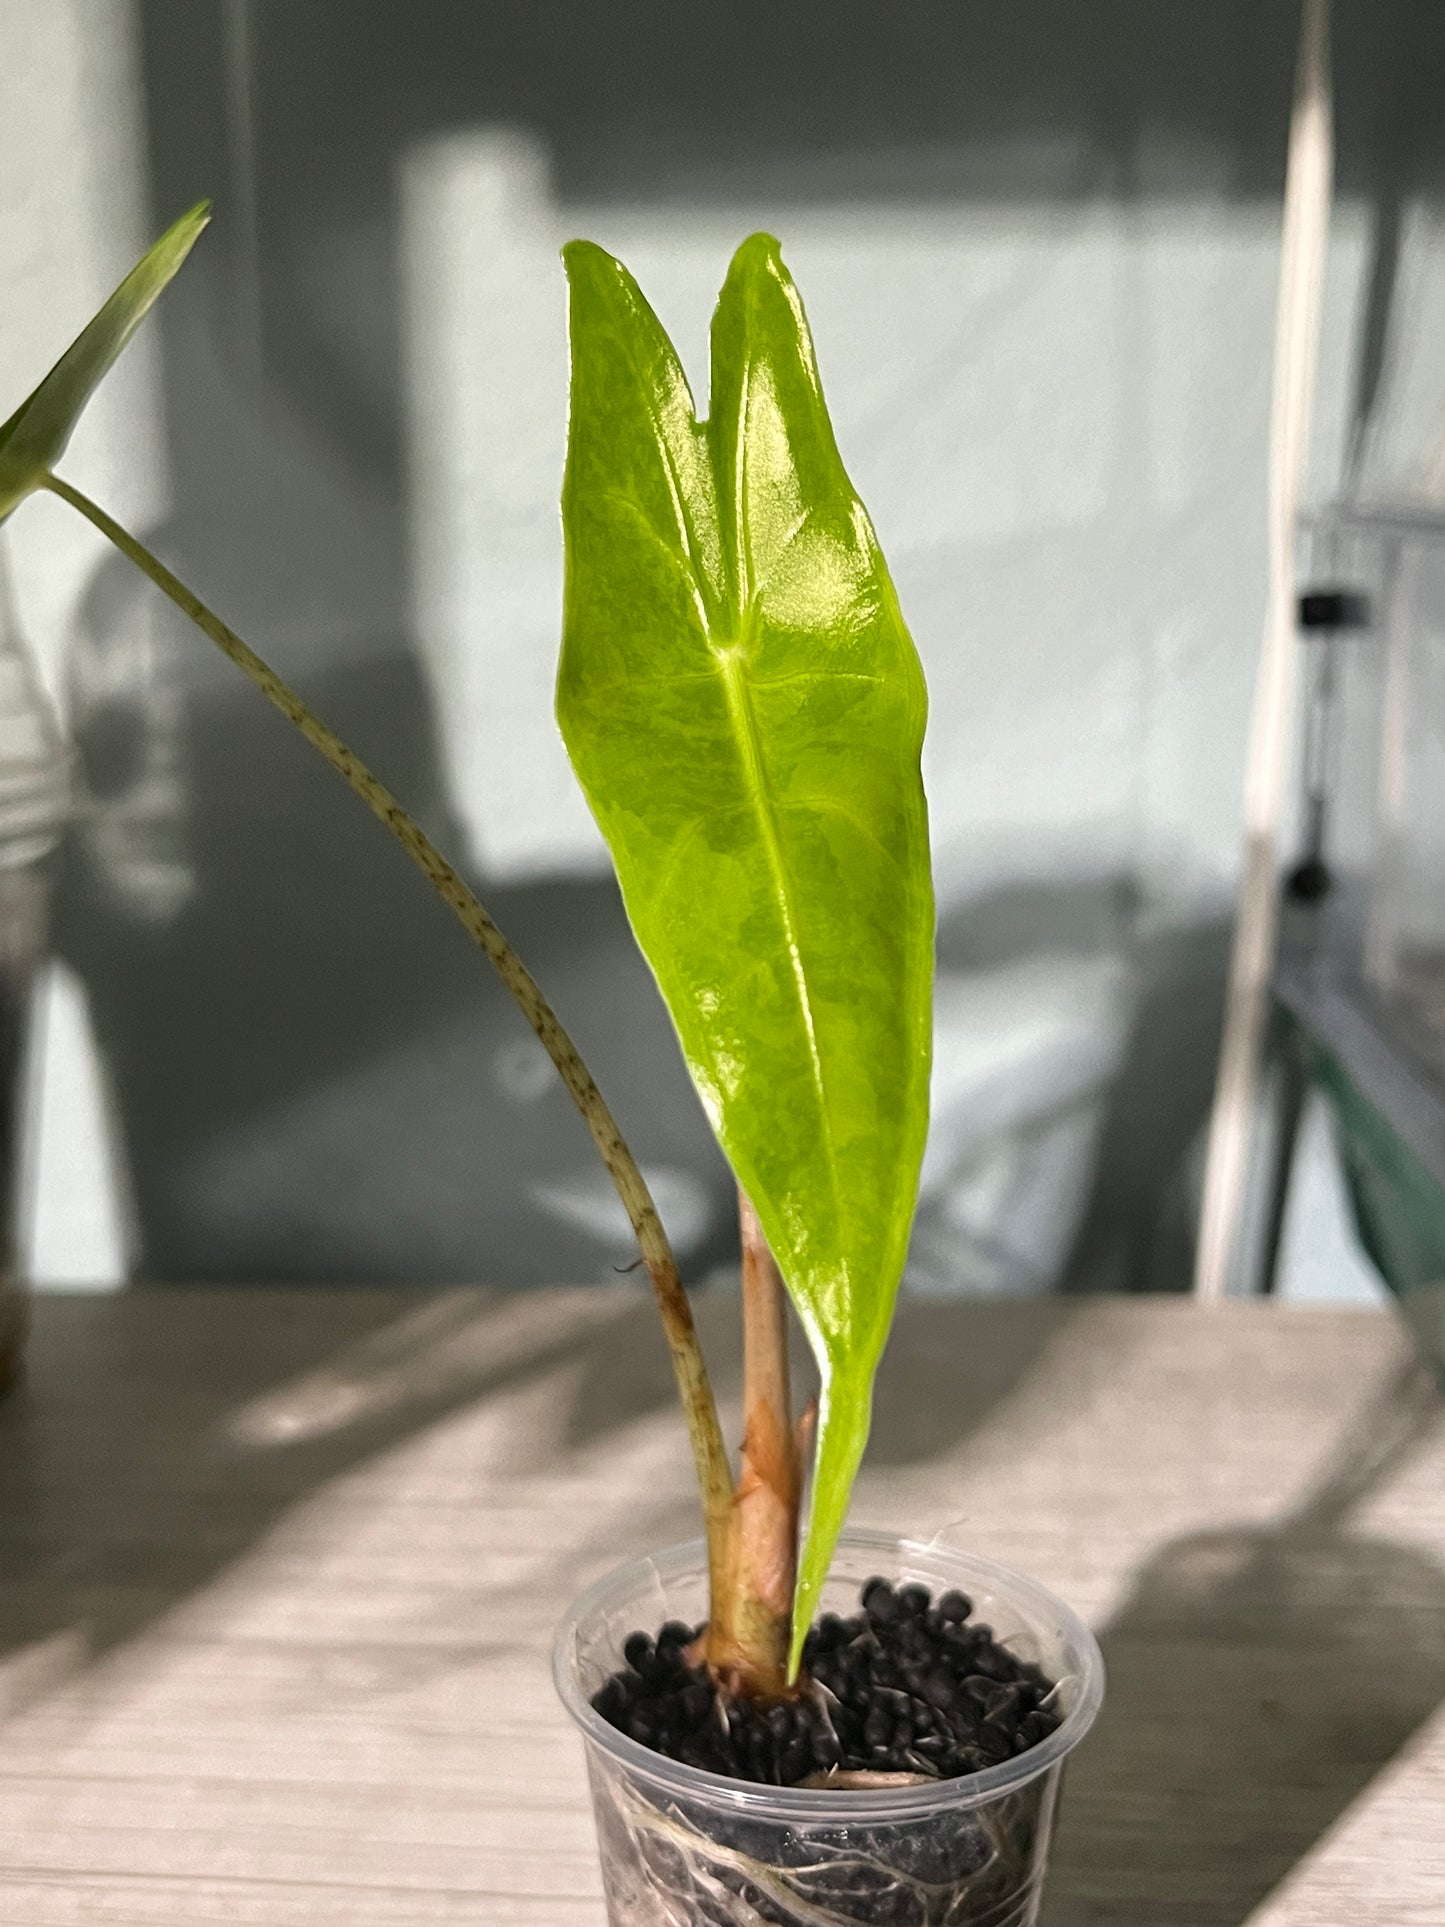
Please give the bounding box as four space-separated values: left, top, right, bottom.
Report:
554 1529 1104 1926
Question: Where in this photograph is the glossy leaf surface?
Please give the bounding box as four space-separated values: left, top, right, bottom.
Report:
0 201 209 524
558 235 933 1671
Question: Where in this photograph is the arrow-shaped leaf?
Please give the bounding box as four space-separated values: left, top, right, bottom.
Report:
0 200 209 524
558 235 934 1675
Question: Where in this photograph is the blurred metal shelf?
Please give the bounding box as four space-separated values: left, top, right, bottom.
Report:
1275 947 1445 1198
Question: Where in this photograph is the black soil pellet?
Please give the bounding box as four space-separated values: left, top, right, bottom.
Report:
589 1577 1061 1787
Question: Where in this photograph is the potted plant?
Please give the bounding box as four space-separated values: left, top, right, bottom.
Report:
3 207 1103 1924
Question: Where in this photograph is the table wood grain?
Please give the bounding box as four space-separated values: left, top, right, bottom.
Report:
0 1287 1441 1925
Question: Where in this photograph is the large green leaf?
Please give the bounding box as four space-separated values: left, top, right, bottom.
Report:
558 234 934 1672
0 201 209 525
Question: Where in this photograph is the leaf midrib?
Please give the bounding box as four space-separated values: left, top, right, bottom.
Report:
600 264 851 1257
715 644 844 1244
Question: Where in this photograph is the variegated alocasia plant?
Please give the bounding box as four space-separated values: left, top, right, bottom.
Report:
7 208 931 1707
559 237 934 1682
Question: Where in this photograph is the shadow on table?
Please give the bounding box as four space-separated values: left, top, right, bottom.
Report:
0 1286 691 1688
1046 1350 1445 1927
0 1287 1071 1693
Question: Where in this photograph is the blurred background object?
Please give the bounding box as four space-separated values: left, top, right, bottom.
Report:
9 0 1445 1301
0 549 70 1378
1269 501 1445 1366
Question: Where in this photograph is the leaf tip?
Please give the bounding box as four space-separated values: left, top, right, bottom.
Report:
161 201 212 279
560 237 619 284
733 230 784 263
785 1355 878 1681
725 230 788 290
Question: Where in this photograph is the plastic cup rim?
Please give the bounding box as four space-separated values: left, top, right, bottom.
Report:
552 1528 1105 1822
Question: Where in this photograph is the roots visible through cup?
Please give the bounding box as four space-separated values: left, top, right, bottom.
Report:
593 1761 1052 1926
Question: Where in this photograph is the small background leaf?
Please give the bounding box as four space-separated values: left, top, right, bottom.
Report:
0 200 209 524
558 235 933 1673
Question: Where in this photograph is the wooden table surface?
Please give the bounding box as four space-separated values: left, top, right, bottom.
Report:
0 1287 1441 1926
